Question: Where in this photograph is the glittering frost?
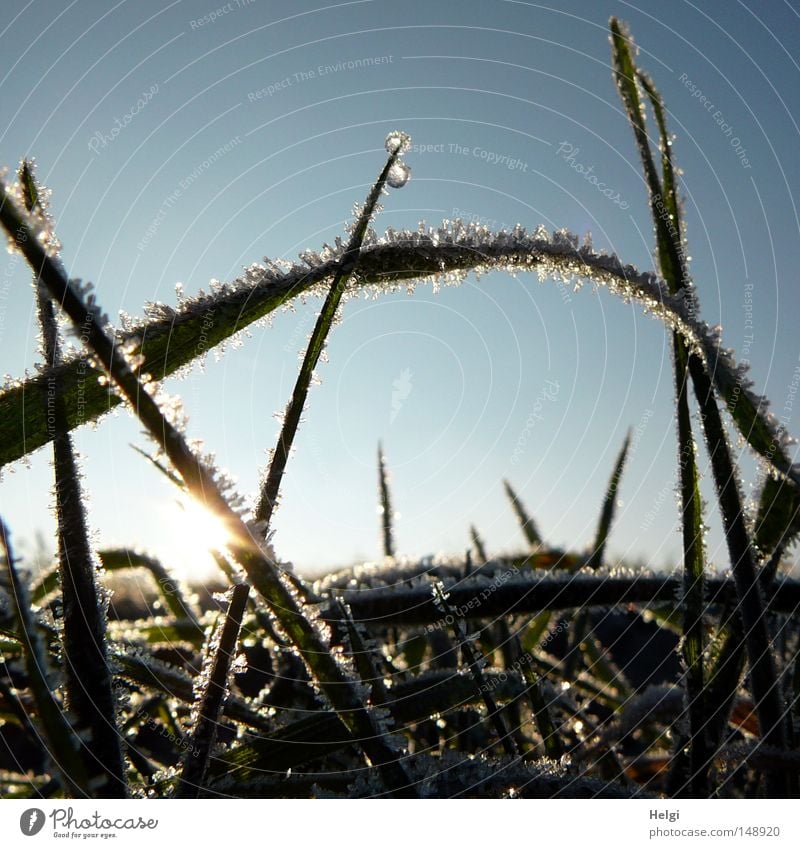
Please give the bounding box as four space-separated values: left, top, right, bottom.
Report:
384 131 412 155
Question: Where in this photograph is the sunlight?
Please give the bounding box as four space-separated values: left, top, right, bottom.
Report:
161 496 233 580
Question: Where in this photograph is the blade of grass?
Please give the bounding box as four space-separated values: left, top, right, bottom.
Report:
2 226 797 498
566 431 632 679
0 518 90 796
470 525 488 564
690 354 788 794
330 570 800 625
432 582 518 759
610 19 708 795
503 479 542 550
0 168 415 798
19 160 125 797
377 442 396 558
176 582 249 798
618 25 789 794
588 430 631 571
97 549 199 624
256 136 410 527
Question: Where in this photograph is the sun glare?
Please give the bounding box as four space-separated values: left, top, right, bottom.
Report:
161 496 233 580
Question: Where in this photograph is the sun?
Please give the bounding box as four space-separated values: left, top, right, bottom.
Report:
160 495 234 580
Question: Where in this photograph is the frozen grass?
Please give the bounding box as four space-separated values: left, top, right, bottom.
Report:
0 21 798 799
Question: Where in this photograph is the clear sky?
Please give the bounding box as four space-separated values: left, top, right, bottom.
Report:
1 0 799 580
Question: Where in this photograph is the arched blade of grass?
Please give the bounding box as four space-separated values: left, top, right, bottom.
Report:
176 582 249 798
35 548 200 624
610 19 709 795
3 226 798 498
0 518 90 796
377 442 396 558
19 160 125 797
256 135 411 528
0 176 416 799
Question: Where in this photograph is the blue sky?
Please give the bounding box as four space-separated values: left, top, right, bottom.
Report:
1 0 799 579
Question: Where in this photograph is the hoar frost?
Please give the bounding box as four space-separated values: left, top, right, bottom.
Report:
384 131 412 155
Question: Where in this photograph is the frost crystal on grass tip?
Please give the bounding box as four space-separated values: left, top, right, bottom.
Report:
384 131 412 155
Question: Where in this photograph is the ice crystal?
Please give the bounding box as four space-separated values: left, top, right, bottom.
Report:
384 131 412 156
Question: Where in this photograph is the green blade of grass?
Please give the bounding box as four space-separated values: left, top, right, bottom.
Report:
176 582 249 798
588 430 631 570
330 570 800 625
98 549 199 624
378 442 396 558
690 354 788 794
610 18 709 795
256 139 409 528
755 474 800 557
1 168 416 799
19 160 125 797
566 431 632 679
0 518 90 796
470 525 488 564
2 225 797 498
503 479 542 550
432 582 518 759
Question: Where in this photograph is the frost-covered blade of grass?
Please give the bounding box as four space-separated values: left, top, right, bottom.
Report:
0 518 90 796
176 582 249 798
0 178 415 797
503 480 542 549
18 160 125 797
610 19 709 794
378 443 396 558
3 224 797 496
256 135 411 527
324 568 800 624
